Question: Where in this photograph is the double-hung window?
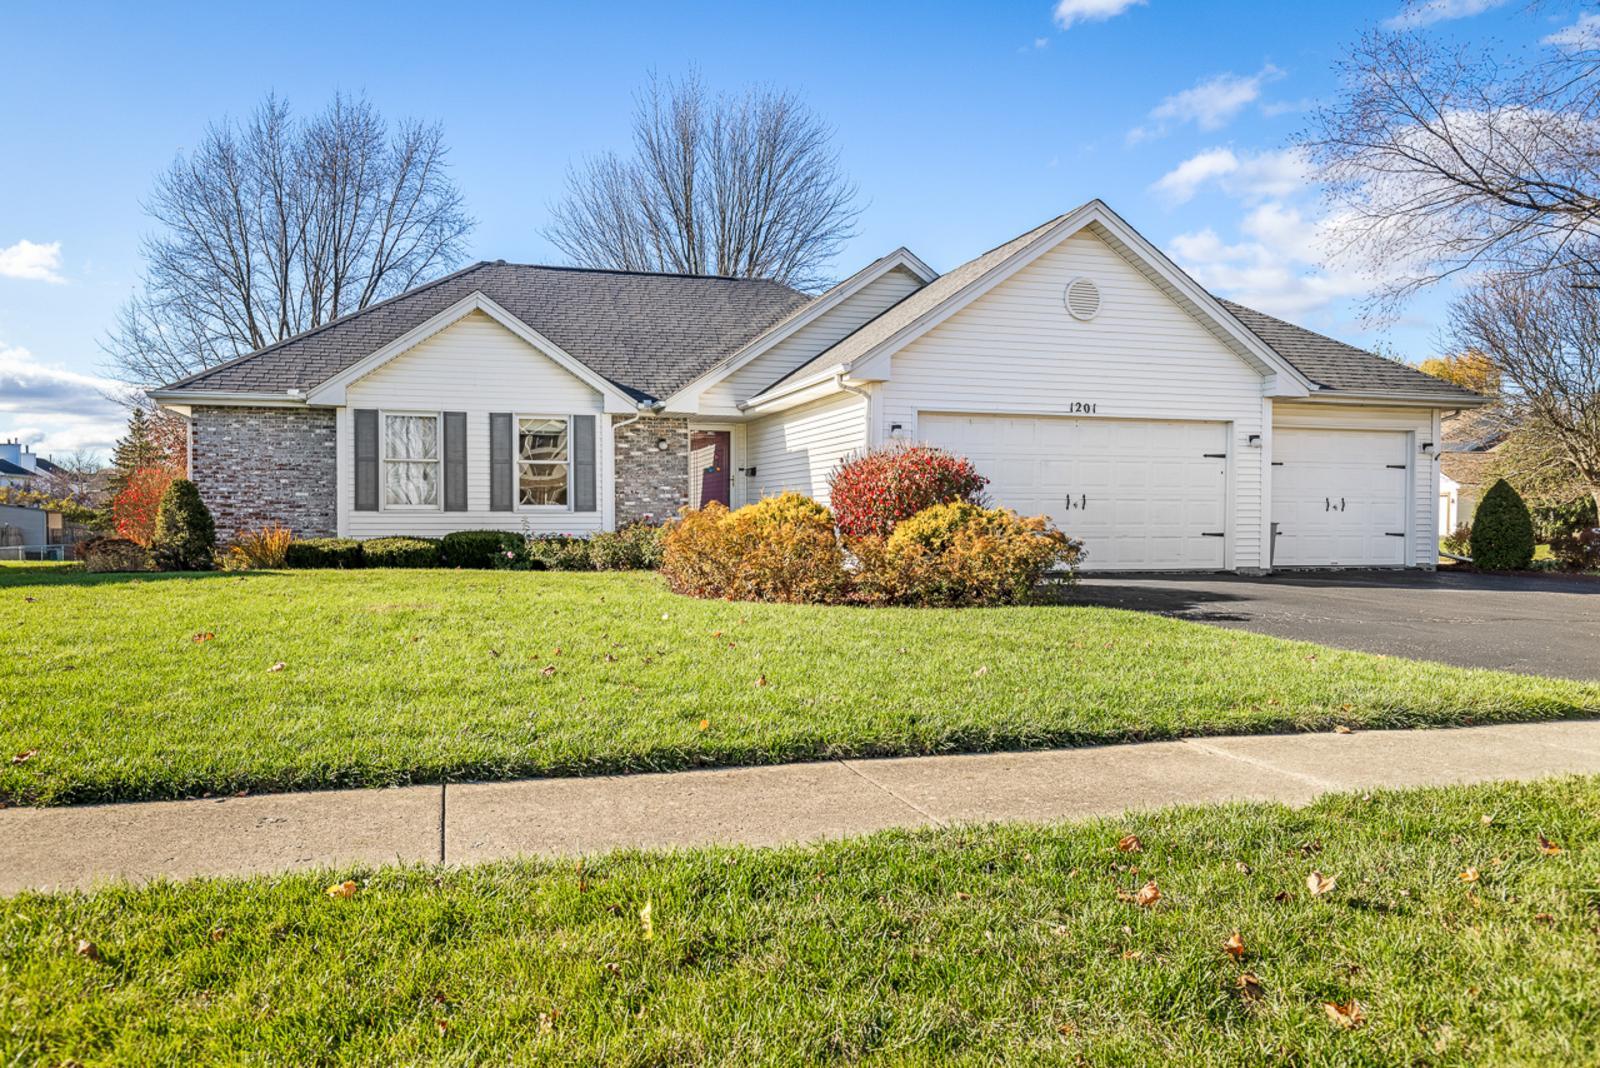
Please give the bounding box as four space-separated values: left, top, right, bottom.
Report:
518 416 570 507
383 412 440 508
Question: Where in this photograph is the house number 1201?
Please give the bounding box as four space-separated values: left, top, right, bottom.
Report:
1066 402 1099 414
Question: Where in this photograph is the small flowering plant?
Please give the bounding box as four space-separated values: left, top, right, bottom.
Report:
827 443 989 539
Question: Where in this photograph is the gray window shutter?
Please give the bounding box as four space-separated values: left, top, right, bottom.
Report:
489 413 513 512
443 411 467 511
354 409 379 512
572 415 597 512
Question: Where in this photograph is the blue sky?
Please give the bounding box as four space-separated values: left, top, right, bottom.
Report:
0 0 1583 457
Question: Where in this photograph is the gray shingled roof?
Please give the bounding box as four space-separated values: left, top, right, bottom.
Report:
1218 301 1483 403
160 262 810 403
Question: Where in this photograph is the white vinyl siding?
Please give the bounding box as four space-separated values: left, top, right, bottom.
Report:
745 392 868 506
700 267 925 412
1272 402 1439 569
339 310 606 538
876 229 1269 570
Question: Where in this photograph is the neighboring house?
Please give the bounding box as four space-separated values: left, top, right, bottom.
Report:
1438 408 1511 535
151 201 1487 572
0 502 65 559
0 441 64 490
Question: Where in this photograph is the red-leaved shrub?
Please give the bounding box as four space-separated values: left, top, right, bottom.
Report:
827 443 989 539
112 466 177 546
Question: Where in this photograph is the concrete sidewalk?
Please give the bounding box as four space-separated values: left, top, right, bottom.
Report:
5 720 1600 895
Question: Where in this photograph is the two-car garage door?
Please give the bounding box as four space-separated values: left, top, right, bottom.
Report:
919 414 1415 571
920 413 1228 571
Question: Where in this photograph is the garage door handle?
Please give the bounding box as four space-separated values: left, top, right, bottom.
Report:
1341 497 1347 512
1324 497 1330 512
1385 532 1406 537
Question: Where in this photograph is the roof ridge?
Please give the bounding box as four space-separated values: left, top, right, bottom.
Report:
485 261 804 287
162 260 499 390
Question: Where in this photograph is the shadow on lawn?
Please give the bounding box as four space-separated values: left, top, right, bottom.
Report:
0 569 287 589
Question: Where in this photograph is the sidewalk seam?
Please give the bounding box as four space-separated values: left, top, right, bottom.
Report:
1180 738 1342 791
438 784 447 865
835 759 948 828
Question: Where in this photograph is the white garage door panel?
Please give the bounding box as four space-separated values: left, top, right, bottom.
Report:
1272 428 1409 567
920 413 1228 571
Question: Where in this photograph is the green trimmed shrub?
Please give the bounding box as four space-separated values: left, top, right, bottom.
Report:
361 536 440 568
523 534 595 571
284 538 365 569
439 530 523 569
587 523 664 570
1470 479 1536 570
150 478 216 571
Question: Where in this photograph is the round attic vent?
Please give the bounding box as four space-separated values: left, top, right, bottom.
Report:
1064 277 1101 321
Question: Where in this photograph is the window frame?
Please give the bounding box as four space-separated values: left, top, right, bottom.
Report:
515 413 574 512
379 409 443 512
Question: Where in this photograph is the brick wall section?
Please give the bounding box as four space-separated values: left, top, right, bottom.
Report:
613 415 689 524
189 406 338 539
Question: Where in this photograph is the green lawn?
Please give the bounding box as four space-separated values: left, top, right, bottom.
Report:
4 776 1595 1065
3 568 1597 806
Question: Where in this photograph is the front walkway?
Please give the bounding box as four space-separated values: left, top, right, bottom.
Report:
6 720 1600 895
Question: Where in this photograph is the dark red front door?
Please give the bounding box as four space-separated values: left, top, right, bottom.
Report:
690 430 732 508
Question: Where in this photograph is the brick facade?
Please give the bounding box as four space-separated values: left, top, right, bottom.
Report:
189 406 338 540
612 415 690 524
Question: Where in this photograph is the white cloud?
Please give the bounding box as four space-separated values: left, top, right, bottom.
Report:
0 343 128 456
0 240 65 284
1168 204 1378 319
1150 146 1310 205
1383 0 1507 30
1129 66 1285 142
1053 0 1145 30
1544 13 1600 50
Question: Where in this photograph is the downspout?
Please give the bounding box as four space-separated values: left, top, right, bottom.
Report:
612 399 663 437
835 373 872 444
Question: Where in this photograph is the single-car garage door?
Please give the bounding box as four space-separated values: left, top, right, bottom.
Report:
919 413 1229 571
1271 428 1410 567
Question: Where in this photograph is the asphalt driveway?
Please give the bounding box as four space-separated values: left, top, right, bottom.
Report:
1069 570 1600 681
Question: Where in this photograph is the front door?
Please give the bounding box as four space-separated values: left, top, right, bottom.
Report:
690 430 732 508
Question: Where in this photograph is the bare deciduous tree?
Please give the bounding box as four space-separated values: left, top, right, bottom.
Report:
545 73 860 292
1449 271 1600 513
107 94 473 386
1305 24 1600 311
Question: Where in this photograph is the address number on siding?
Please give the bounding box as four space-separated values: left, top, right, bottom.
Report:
1065 402 1099 414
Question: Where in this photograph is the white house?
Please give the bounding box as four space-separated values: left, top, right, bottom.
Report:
151 201 1487 572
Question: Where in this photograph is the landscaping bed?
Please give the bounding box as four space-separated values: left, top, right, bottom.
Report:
3 776 1595 1064
3 568 1597 806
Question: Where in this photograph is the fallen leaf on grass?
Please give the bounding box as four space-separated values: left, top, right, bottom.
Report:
436 1019 449 1035
1128 881 1161 907
267 661 286 673
973 665 989 678
755 674 767 687
1306 871 1336 897
11 749 37 765
209 927 228 943
1222 932 1246 961
75 939 100 961
1334 725 1353 735
326 880 358 899
697 719 709 732
192 631 215 643
1117 834 1143 853
540 665 557 677
1236 972 1264 1002
1324 999 1366 1030
1538 834 1563 856
22 596 36 603
1458 867 1480 883
1533 912 1555 924
639 900 654 940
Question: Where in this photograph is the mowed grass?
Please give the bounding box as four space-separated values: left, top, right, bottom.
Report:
4 776 1596 1065
3 568 1597 806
